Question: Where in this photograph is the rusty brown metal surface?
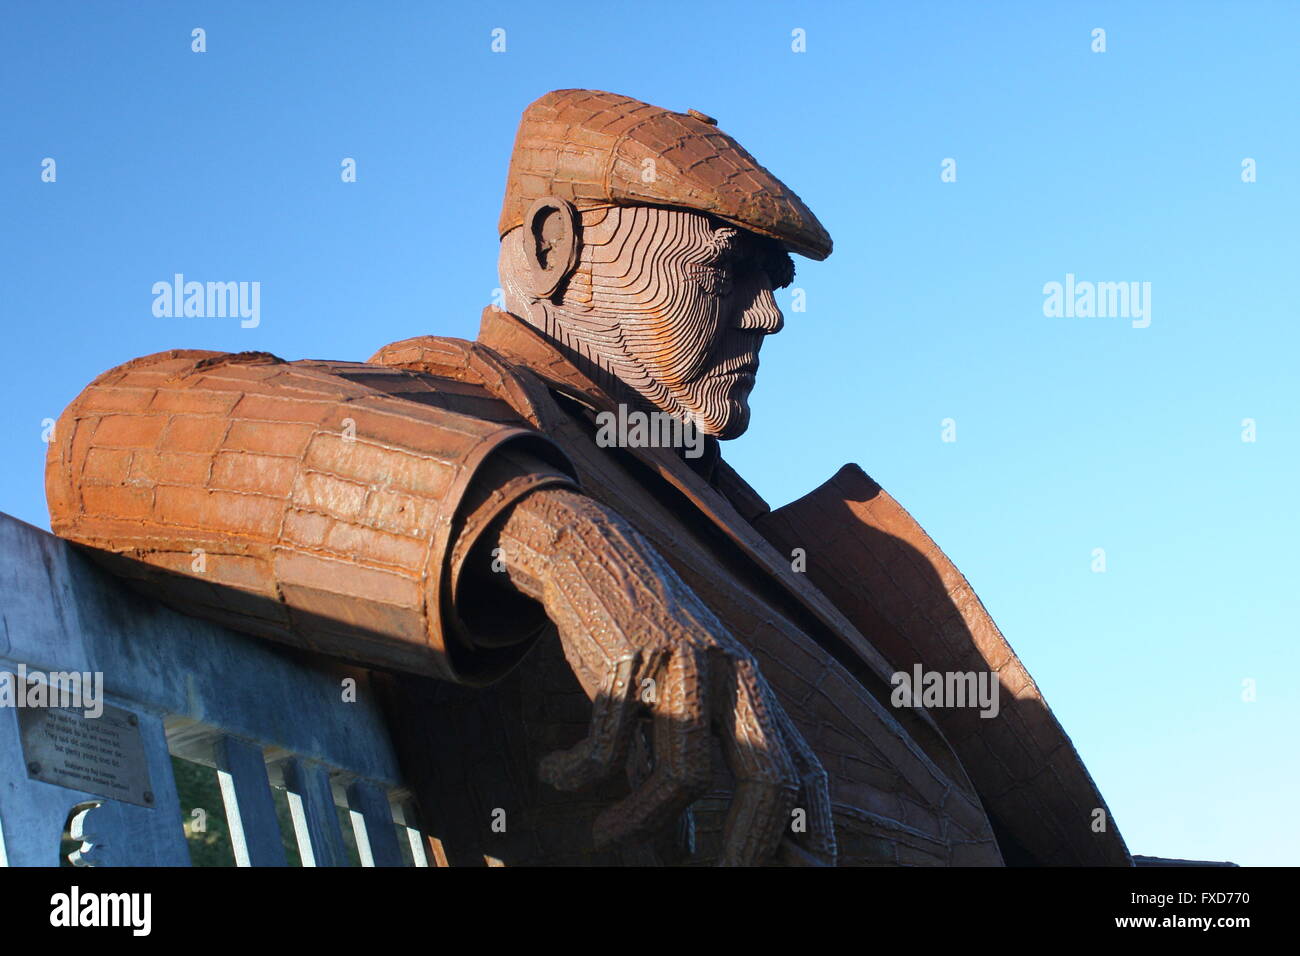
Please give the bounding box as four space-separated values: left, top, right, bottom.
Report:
45 347 575 683
498 89 832 260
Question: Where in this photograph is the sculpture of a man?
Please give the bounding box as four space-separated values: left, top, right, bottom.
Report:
46 90 1131 866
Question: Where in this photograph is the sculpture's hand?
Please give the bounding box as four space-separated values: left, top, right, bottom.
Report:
487 486 837 866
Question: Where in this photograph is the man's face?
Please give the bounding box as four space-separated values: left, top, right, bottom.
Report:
574 206 791 439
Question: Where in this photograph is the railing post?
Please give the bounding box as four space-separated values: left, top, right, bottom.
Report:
215 736 288 867
346 780 404 867
391 799 430 867
282 758 350 867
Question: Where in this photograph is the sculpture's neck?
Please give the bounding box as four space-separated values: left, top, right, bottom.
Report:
508 305 718 474
530 303 696 427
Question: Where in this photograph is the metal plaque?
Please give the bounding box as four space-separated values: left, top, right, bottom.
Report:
18 701 155 808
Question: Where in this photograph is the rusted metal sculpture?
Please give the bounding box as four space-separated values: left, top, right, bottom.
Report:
46 89 1131 866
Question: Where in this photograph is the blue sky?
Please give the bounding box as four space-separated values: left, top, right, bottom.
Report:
3 1 1296 865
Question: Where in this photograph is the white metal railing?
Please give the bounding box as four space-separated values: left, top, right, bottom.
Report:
0 511 427 867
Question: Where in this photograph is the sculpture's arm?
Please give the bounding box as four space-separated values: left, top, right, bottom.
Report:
468 481 838 866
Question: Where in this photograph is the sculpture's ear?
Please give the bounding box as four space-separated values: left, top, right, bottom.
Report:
523 196 580 299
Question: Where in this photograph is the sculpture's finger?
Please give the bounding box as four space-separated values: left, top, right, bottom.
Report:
591 646 712 849
538 650 639 791
772 704 838 865
716 655 801 867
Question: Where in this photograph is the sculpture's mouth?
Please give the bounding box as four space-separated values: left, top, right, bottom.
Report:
729 360 758 382
711 349 759 379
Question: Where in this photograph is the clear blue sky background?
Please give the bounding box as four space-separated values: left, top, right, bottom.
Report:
3 1 1296 866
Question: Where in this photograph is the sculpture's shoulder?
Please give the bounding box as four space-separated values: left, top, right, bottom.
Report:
368 334 482 377
370 332 565 434
45 340 577 683
709 456 771 523
53 342 530 445
47 340 559 545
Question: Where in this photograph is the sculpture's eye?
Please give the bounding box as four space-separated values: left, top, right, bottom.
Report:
717 233 794 291
690 261 733 297
691 234 738 296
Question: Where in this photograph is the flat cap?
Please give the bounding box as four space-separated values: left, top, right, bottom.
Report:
498 89 832 260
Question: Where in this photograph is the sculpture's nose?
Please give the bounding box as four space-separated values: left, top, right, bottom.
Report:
736 278 784 335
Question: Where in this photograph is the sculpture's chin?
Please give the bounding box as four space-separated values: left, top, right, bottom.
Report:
685 372 756 441
661 372 754 441
714 419 748 441
709 398 751 441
